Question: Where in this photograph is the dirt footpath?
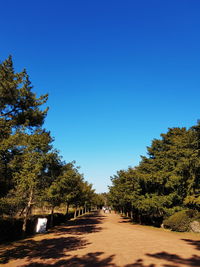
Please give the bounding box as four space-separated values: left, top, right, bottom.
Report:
0 211 200 266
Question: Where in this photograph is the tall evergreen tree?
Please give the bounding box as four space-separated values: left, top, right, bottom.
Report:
109 123 200 225
0 56 49 221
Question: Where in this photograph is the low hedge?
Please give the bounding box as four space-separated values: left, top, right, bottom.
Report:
0 210 74 243
163 209 200 232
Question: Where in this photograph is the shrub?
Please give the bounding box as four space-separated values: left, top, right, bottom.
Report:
163 209 200 232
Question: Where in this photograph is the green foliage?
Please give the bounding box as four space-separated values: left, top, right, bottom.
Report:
0 56 49 201
0 55 48 128
44 162 84 208
0 56 96 237
93 193 107 208
0 196 23 216
109 122 200 227
184 195 200 211
163 210 200 232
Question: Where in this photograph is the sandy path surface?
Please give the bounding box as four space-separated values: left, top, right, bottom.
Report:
0 211 200 266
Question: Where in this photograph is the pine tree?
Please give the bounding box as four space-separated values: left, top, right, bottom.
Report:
109 123 200 225
0 56 48 200
0 56 50 228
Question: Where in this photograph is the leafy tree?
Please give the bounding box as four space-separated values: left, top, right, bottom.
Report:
0 56 97 237
79 181 95 214
0 56 48 200
0 56 52 234
109 123 200 225
92 193 106 209
0 56 48 128
10 130 53 232
44 162 82 215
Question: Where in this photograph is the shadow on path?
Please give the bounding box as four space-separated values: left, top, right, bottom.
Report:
118 217 133 224
1 212 199 266
50 212 104 236
181 239 200 251
18 251 200 267
0 236 89 264
123 237 200 267
125 252 200 267
124 259 156 267
21 252 117 267
146 252 200 266
0 212 104 265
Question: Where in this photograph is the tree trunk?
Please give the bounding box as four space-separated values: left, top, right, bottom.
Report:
130 210 133 220
19 206 26 217
84 204 86 214
138 214 141 224
50 206 54 228
22 188 33 236
74 207 77 219
66 203 69 216
78 207 81 217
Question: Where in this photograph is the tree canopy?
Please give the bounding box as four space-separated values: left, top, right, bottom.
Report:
109 123 200 225
0 56 97 233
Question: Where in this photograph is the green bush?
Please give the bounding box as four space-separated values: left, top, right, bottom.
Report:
163 209 200 232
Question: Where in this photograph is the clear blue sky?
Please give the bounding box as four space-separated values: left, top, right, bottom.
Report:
1 0 200 192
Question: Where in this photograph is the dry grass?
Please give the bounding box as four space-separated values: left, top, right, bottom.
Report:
31 205 74 215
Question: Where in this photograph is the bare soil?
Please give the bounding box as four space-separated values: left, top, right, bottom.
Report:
0 211 199 266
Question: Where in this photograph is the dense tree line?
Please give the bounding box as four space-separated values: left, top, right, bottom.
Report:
109 124 200 226
0 56 98 234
